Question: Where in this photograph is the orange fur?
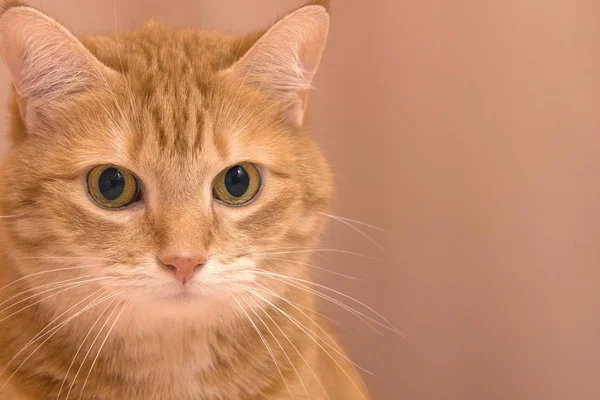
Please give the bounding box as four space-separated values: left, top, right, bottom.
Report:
0 1 370 399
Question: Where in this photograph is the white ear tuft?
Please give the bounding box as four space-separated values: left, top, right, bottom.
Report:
226 5 330 126
0 6 113 125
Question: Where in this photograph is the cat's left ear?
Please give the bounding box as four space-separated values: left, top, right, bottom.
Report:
225 5 330 126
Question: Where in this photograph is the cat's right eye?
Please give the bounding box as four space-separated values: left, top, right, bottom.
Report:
87 165 141 209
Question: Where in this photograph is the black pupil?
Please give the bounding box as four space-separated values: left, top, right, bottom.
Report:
224 166 250 198
98 168 126 201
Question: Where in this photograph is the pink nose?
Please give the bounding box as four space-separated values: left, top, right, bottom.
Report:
158 250 208 284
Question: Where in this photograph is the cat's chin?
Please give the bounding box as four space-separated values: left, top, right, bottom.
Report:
146 284 205 302
163 288 203 303
123 285 237 323
126 282 230 306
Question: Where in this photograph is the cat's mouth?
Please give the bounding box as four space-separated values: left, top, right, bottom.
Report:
155 282 200 300
167 288 197 301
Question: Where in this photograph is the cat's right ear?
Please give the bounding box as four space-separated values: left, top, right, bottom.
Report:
0 4 115 129
224 4 329 127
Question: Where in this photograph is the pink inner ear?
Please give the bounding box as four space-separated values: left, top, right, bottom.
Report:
0 28 24 89
226 5 329 126
0 6 113 121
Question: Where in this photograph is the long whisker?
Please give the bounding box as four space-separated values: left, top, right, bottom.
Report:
77 299 129 400
317 212 388 233
250 282 344 329
0 291 120 396
232 297 293 399
236 246 373 263
245 287 368 399
0 288 107 377
240 295 301 399
65 296 122 400
0 274 98 308
0 276 105 315
250 282 344 352
318 212 387 255
279 277 381 334
262 257 364 281
0 278 116 323
247 266 379 334
16 256 115 262
254 270 400 334
257 265 400 336
245 285 373 375
0 265 98 294
249 249 380 261
244 291 324 400
57 295 120 400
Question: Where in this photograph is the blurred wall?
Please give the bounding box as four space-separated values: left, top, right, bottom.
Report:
2 1 600 399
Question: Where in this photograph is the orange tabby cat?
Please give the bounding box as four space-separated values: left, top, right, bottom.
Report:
0 0 371 399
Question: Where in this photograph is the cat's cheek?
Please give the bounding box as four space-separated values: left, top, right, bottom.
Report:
11 217 49 243
295 210 323 238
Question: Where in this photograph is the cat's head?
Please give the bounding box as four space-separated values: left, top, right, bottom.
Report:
0 2 332 316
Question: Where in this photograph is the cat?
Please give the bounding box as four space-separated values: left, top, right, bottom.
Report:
0 0 372 399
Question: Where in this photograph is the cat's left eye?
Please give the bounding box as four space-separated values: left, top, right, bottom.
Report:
87 165 141 209
213 162 261 205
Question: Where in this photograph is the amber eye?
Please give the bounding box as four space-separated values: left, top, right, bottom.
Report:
213 162 261 205
87 165 140 209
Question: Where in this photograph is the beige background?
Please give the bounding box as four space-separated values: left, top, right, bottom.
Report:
2 1 600 399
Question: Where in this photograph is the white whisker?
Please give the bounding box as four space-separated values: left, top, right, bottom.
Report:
245 285 373 375
254 270 400 334
262 257 363 281
245 291 324 400
250 249 380 261
65 296 122 400
0 265 98 294
232 297 293 399
0 277 116 323
244 287 369 399
58 294 120 400
77 299 129 400
317 212 387 233
318 212 387 255
0 274 97 309
0 288 107 377
16 256 115 262
251 282 345 351
252 280 344 329
0 291 120 396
